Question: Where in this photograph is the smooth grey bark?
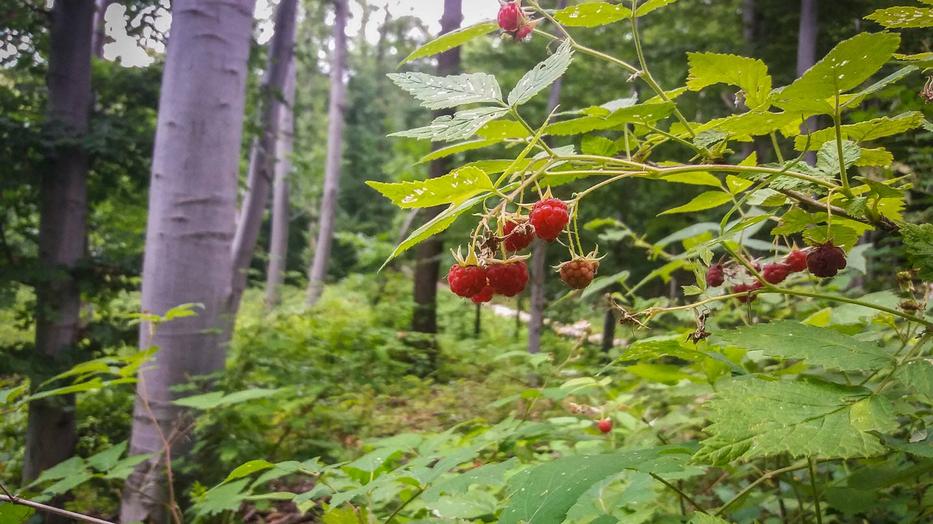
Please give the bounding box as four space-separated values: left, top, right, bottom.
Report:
411 0 463 334
306 0 350 306
527 0 567 354
120 1 256 521
91 0 111 58
798 0 818 165
23 2 94 503
231 0 298 314
264 61 297 308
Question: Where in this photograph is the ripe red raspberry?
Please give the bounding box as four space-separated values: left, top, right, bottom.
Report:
448 264 487 298
784 249 809 273
470 285 495 304
486 260 528 297
807 243 847 277
559 258 599 289
762 263 791 284
497 1 522 32
514 23 534 41
503 218 535 252
596 418 612 433
706 264 725 288
732 281 762 303
529 198 569 242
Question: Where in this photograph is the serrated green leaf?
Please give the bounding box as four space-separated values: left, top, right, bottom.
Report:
619 335 705 361
795 112 925 151
849 396 898 433
715 321 892 372
816 139 860 175
896 359 933 400
476 119 529 140
224 460 275 483
841 65 918 108
856 147 894 167
866 6 933 28
87 441 128 472
366 166 492 209
686 53 772 108
173 388 281 410
419 139 500 164
0 504 34 524
772 32 901 113
696 378 886 465
400 21 499 65
390 107 509 142
193 479 251 516
660 191 733 215
900 223 933 280
580 135 618 156
28 456 86 487
554 2 632 27
500 446 692 524
508 41 574 106
697 111 798 140
381 194 485 270
636 0 680 16
689 514 731 524
388 72 502 110
546 102 675 136
659 171 723 188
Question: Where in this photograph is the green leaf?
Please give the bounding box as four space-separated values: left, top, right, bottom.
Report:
418 139 501 163
815 139 860 174
545 102 674 136
686 53 772 108
400 21 499 65
499 446 692 524
689 514 731 524
899 223 933 280
618 335 705 362
387 72 502 110
389 107 509 142
103 453 151 480
715 321 893 372
224 460 275 483
173 388 281 410
28 456 86 487
0 504 34 524
856 147 894 167
696 378 887 465
849 396 898 433
476 119 529 140
508 41 574 107
895 359 933 400
366 166 492 209
698 111 798 140
659 171 723 188
636 0 681 16
193 478 251 516
866 7 933 28
554 2 632 27
381 194 485 270
660 191 733 215
422 459 518 502
772 32 901 113
87 441 128 472
795 112 925 151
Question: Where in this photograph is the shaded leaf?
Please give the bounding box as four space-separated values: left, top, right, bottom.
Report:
508 41 574 106
366 166 492 209
389 107 509 142
400 21 499 65
388 72 502 110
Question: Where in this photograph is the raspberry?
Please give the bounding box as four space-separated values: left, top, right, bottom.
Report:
486 260 528 297
470 285 495 304
596 418 612 433
529 198 569 242
784 249 809 273
807 243 847 278
514 23 534 41
732 281 762 303
762 263 791 284
503 218 535 252
559 258 599 289
448 264 487 298
706 264 725 288
497 1 522 32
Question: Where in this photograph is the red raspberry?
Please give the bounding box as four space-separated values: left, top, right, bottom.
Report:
784 249 809 273
497 1 522 32
529 198 569 242
503 218 535 252
706 264 725 288
448 264 487 298
732 281 762 303
559 258 599 289
486 260 528 297
470 285 495 304
596 418 612 433
807 243 847 277
762 263 791 284
514 23 534 41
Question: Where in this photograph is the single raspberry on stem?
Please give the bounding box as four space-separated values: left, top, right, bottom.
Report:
596 418 613 433
502 215 535 252
530 196 570 242
784 248 809 273
487 259 529 297
762 262 791 284
807 242 847 278
706 263 725 288
447 246 488 298
558 255 600 290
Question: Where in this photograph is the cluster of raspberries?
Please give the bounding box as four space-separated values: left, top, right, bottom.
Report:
497 0 538 41
706 243 848 303
448 198 601 303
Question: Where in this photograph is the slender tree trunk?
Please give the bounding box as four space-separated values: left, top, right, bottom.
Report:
23 3 94 508
798 0 818 165
527 0 567 354
306 0 349 306
264 61 297 308
230 0 298 314
410 0 463 333
601 307 616 353
91 0 111 58
120 1 256 521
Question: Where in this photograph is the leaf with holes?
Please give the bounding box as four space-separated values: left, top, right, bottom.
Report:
554 2 632 27
866 6 933 28
367 166 492 209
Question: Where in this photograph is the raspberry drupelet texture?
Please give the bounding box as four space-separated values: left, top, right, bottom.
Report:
706 264 725 287
448 264 487 298
807 243 847 277
487 260 529 297
762 263 791 284
530 198 570 242
732 281 763 303
503 218 535 252
784 249 809 273
497 1 522 32
470 285 495 304
559 258 599 289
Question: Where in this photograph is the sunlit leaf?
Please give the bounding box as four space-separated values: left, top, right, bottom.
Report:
400 21 499 65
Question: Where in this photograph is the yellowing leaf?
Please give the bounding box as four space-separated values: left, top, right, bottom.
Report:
366 166 492 209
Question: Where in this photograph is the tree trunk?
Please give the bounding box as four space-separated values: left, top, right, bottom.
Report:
411 0 463 334
120 1 256 521
230 0 298 314
91 0 111 58
264 61 297 308
527 0 567 354
601 307 616 353
306 0 350 306
23 2 94 505
798 0 818 165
